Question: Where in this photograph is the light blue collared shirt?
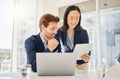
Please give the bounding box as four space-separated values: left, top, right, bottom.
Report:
40 33 47 49
66 30 74 50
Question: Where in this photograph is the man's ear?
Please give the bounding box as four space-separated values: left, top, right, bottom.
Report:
41 25 45 31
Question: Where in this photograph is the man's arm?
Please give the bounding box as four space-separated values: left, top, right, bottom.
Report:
25 38 37 72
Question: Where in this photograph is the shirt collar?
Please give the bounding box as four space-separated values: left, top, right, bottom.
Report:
40 33 47 44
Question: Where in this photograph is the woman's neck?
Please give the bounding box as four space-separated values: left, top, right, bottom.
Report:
67 28 74 32
67 28 74 39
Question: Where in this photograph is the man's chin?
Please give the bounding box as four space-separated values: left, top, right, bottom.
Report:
51 37 55 39
48 36 55 39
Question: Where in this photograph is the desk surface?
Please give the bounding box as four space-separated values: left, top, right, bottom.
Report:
1 64 120 79
3 70 114 79
0 70 96 79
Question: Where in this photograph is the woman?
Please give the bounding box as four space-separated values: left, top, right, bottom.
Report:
58 5 91 70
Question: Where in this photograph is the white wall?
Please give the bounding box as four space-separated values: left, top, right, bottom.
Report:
37 0 59 33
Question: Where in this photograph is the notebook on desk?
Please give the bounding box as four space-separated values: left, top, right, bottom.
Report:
36 53 76 76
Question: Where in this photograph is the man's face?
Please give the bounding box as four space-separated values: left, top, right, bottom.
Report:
42 22 58 40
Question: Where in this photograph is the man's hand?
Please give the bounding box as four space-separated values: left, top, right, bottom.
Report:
81 54 91 63
47 38 59 52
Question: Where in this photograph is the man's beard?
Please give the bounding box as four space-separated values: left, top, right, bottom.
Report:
44 33 55 40
47 34 55 39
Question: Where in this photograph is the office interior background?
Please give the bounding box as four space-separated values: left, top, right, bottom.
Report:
0 0 120 72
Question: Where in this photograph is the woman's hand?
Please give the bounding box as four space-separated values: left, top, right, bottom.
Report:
81 54 91 63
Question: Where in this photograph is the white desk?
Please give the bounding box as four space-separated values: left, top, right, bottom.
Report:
31 70 96 79
1 70 118 79
1 65 119 79
0 70 97 79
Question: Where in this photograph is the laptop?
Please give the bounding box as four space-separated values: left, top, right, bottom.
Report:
36 53 76 76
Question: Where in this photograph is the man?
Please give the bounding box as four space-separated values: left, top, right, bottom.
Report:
25 13 61 72
116 53 120 63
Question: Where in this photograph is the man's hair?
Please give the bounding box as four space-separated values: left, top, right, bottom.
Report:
39 13 60 31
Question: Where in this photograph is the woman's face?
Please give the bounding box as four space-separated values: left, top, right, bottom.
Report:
67 10 80 29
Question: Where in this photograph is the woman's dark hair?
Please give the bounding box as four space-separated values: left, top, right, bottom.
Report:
61 5 82 31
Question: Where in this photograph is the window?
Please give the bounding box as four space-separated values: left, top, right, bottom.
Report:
0 0 14 71
14 0 37 71
0 0 37 72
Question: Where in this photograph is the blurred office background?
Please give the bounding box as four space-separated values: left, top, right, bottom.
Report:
0 0 120 72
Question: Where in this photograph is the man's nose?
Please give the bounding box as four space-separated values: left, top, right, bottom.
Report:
54 30 57 34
